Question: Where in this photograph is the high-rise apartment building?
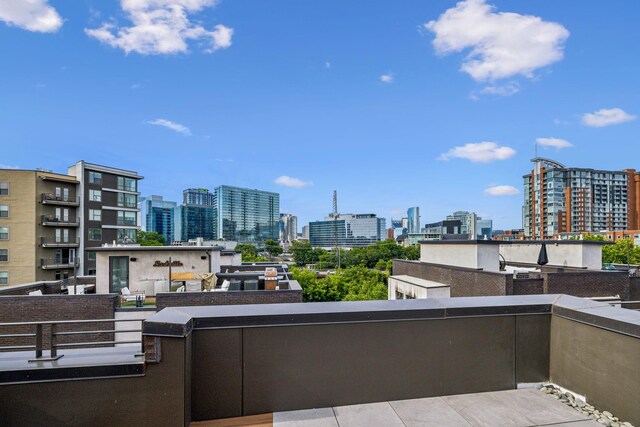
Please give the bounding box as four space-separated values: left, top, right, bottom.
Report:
279 214 298 243
301 225 310 240
183 188 215 206
68 161 143 275
523 158 640 239
309 214 386 248
214 185 279 247
0 169 80 285
143 195 177 244
407 207 420 234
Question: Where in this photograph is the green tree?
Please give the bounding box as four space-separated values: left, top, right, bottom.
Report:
136 231 165 246
235 244 268 262
264 239 283 257
290 241 324 266
601 238 640 265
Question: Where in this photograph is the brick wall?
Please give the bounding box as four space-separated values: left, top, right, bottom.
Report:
628 277 640 301
156 290 303 311
512 278 544 295
0 294 117 351
392 260 511 297
543 272 630 300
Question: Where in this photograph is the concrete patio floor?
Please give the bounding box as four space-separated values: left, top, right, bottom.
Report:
271 388 601 427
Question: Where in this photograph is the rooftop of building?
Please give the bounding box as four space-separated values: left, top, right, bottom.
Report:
69 160 144 179
92 245 223 252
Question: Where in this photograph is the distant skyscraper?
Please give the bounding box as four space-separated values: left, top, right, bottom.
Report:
407 207 420 234
173 205 215 241
446 211 477 240
302 225 310 240
309 214 386 248
183 188 215 206
279 213 298 243
214 185 279 247
144 195 177 244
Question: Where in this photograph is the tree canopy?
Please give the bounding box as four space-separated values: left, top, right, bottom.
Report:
136 231 165 246
290 266 388 302
235 243 268 262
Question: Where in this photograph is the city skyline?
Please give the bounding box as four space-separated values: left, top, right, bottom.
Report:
1 1 639 230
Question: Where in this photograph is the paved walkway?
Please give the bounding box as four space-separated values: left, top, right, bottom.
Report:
272 389 600 427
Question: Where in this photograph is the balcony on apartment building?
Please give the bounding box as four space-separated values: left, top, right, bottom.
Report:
40 237 80 248
0 295 638 426
40 257 79 269
40 194 80 206
40 215 80 227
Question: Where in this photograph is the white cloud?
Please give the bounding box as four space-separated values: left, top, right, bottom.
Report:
581 108 636 128
325 61 331 69
390 209 404 216
484 185 520 196
536 137 573 149
147 118 191 135
425 0 569 81
85 0 233 55
438 142 516 163
480 82 519 96
131 83 142 89
274 176 313 189
0 0 62 32
0 164 21 169
380 73 394 83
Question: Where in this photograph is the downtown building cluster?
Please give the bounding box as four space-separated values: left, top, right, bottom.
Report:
142 186 281 248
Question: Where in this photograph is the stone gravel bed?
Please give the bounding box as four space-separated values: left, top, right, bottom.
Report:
539 384 634 427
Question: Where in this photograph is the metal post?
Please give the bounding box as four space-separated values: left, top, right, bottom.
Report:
35 324 43 359
50 323 57 358
168 256 172 286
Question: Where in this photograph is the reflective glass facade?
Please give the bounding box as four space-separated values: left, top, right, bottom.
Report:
144 196 177 244
214 185 279 247
407 207 420 234
309 214 386 248
174 205 215 241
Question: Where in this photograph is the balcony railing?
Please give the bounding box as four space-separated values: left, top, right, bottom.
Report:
40 258 79 269
40 215 80 227
0 318 144 361
41 194 80 206
40 237 80 247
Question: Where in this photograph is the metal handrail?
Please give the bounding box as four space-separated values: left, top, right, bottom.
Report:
0 318 146 361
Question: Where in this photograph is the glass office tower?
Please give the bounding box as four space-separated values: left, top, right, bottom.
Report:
309 214 387 248
144 195 177 244
214 185 279 247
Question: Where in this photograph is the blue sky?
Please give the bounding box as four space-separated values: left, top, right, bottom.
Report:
1 0 639 231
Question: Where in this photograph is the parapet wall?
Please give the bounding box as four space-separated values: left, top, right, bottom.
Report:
393 259 511 297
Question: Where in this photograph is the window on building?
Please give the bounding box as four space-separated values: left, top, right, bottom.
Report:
0 271 7 285
89 172 102 185
87 251 96 261
0 249 7 262
88 268 96 275
89 189 102 202
55 271 61 281
117 211 136 226
0 227 7 240
0 182 8 196
88 228 102 241
117 193 136 208
117 228 136 244
0 205 8 218
117 177 136 192
89 209 102 221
